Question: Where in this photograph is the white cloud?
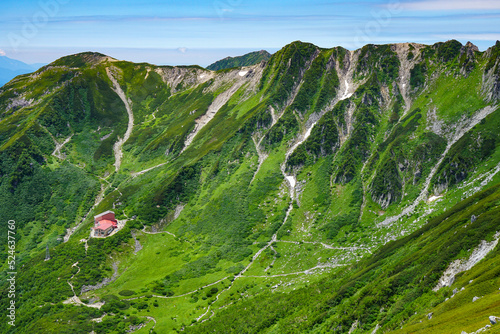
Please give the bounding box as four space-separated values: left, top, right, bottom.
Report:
400 0 500 11
177 47 188 54
0 49 5 56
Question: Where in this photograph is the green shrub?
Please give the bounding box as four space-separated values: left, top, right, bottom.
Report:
118 290 135 297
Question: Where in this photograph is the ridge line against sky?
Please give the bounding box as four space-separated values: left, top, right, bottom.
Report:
0 0 499 66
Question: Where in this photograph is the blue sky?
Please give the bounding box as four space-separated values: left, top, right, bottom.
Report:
0 0 499 66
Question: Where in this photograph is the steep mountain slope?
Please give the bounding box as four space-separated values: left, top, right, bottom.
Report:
206 50 271 71
0 40 499 333
185 183 500 334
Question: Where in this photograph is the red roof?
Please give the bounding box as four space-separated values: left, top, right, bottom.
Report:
94 219 117 231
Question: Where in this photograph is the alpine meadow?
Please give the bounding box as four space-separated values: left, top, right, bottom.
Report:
1 39 500 333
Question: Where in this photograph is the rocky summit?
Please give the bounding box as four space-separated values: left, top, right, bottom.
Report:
1 40 500 333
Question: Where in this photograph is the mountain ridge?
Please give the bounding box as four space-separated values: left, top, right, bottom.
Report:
0 39 499 333
0 55 46 87
206 49 272 71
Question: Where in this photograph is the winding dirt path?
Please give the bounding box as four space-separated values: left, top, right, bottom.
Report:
276 240 370 251
141 225 176 238
38 122 73 160
124 276 229 301
265 245 278 272
52 135 73 159
245 263 348 278
131 162 167 178
80 238 89 255
194 160 295 323
144 316 156 331
193 87 347 322
193 56 363 323
64 181 110 242
64 69 134 242
63 262 105 309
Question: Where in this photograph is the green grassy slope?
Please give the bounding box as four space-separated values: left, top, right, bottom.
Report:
185 183 500 333
0 40 499 333
206 50 271 71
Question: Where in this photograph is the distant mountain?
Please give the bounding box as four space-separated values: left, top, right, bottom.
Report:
207 50 271 71
0 56 45 86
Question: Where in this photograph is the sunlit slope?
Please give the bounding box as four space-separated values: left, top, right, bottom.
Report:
0 40 499 333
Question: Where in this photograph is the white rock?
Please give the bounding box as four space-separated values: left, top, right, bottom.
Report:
433 234 500 291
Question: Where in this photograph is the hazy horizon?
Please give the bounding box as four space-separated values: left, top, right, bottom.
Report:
1 0 499 66
0 46 281 68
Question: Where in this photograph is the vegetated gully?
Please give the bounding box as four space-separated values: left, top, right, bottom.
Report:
194 58 357 324
70 59 356 323
59 55 498 327
378 104 498 227
64 68 134 242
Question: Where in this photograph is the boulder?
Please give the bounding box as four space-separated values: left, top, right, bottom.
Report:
490 316 498 325
472 296 480 302
427 312 433 320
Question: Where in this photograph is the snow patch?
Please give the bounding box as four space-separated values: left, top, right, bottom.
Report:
238 70 248 77
340 79 353 100
285 175 296 192
428 194 443 202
